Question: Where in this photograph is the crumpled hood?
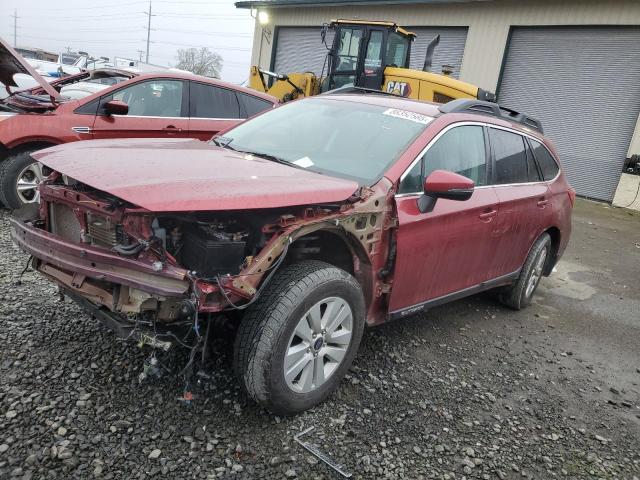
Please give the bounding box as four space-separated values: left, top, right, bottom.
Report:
33 138 360 212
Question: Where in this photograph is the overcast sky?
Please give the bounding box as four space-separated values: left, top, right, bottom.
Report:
0 0 255 84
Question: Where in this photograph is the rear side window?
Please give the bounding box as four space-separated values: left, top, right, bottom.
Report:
530 139 560 181
399 125 487 194
190 82 240 119
237 93 274 118
490 128 528 184
525 141 541 182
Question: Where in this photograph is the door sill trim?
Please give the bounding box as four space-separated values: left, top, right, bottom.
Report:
388 269 521 321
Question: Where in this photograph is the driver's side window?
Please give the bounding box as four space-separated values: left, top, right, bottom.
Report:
106 80 184 117
398 125 487 194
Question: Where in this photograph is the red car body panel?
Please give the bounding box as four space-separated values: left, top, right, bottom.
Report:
32 138 359 211
390 187 503 311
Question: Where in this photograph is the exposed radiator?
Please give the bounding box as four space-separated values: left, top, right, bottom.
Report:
49 203 82 243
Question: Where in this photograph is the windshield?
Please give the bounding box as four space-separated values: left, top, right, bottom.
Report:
218 98 431 185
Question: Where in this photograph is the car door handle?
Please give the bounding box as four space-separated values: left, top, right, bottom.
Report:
479 209 497 222
537 198 549 208
163 125 182 133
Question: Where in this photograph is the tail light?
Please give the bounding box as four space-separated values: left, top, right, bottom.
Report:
567 187 576 207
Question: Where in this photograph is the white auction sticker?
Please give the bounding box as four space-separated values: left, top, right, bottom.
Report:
293 156 314 168
383 108 433 125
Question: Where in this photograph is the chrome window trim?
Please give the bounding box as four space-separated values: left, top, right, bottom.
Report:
396 121 560 197
111 115 244 121
111 114 188 120
189 117 244 121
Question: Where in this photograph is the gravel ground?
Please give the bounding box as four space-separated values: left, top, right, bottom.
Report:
1 199 639 480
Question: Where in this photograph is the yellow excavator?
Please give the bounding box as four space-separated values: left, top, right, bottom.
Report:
249 19 496 103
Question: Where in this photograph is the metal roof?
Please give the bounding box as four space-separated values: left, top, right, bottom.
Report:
236 0 490 9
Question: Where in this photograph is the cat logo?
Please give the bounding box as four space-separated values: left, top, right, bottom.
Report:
386 81 412 97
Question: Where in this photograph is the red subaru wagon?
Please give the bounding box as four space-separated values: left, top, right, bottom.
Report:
11 91 573 414
0 38 278 208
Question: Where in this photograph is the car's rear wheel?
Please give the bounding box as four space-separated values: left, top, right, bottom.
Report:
0 151 43 209
233 260 365 415
499 232 552 310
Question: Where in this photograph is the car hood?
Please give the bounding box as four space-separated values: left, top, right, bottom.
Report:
0 37 61 101
33 138 360 212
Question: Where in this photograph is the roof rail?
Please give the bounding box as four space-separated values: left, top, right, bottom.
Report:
439 99 543 133
321 86 398 97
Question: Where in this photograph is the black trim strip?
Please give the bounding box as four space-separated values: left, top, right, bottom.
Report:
388 268 521 321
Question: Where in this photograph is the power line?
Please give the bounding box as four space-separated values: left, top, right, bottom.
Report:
152 40 251 51
0 0 237 12
152 28 252 38
17 34 144 46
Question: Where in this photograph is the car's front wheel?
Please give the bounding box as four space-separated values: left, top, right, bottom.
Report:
499 232 552 310
233 260 365 415
0 151 44 209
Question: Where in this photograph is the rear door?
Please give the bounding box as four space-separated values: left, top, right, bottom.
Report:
188 82 244 140
92 79 189 139
389 123 501 313
488 127 549 275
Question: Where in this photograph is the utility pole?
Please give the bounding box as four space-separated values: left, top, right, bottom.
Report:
12 9 18 47
144 1 154 63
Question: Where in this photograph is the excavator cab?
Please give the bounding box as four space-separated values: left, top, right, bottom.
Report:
323 20 415 92
248 19 495 103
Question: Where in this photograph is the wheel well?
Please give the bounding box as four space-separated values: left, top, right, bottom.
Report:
543 226 561 275
9 141 56 156
286 230 354 274
285 229 373 307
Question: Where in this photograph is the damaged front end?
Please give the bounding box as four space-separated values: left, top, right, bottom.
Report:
11 170 394 354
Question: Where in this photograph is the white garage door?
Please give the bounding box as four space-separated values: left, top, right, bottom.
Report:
272 26 467 79
409 27 468 78
498 27 640 201
273 27 335 76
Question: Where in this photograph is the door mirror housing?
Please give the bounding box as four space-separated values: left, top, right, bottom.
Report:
417 169 475 213
103 99 129 116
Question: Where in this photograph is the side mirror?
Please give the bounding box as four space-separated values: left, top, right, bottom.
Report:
417 169 475 213
103 99 128 116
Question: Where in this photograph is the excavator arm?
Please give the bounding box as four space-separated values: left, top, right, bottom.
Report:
248 66 320 102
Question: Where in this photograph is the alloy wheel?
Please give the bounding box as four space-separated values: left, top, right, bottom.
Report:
16 162 44 204
284 296 353 393
525 248 547 298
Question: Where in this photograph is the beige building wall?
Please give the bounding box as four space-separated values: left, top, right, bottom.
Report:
249 0 640 157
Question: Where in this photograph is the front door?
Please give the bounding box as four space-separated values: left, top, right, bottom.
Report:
389 124 502 313
92 79 190 139
327 26 364 90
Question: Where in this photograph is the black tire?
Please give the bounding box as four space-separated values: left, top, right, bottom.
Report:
233 260 365 415
499 232 552 310
0 151 39 209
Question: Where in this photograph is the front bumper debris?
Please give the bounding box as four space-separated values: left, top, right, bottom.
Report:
10 218 190 297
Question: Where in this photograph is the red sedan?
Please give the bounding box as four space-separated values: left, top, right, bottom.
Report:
0 38 278 208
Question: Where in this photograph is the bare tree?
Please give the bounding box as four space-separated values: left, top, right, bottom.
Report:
175 47 222 77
